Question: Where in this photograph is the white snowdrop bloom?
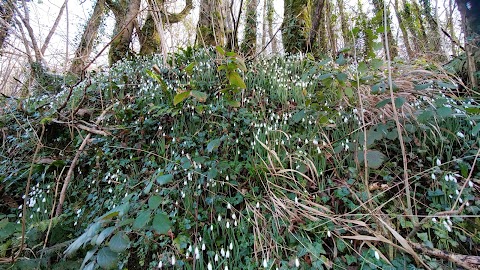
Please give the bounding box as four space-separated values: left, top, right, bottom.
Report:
74 221 77 226
436 159 441 166
256 202 260 208
221 248 225 257
231 213 237 220
210 224 214 231
29 214 33 219
469 181 474 188
374 250 380 260
431 173 436 180
215 253 219 262
226 250 230 258
234 220 238 227
443 221 452 232
327 230 331 237
455 189 460 195
295 257 300 267
36 207 40 212
18 213 22 218
229 242 233 250
207 262 213 270
18 205 22 210
226 221 230 229
225 266 228 270
202 243 206 251
313 139 318 145
171 255 176 265
108 188 113 193
194 246 199 256
456 131 465 138
42 197 46 203
263 258 268 268
459 197 463 203
227 203 231 209
158 260 163 268
218 214 222 222
432 217 437 223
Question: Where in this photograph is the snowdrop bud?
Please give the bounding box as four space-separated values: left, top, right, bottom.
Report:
374 250 380 260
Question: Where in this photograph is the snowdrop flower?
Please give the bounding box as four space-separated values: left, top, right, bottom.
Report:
443 221 452 232
432 217 437 223
158 260 162 268
327 230 331 237
226 250 230 258
207 262 213 270
263 258 268 268
469 181 474 188
456 131 465 138
215 253 219 262
431 173 436 180
229 242 233 250
436 159 441 166
221 248 225 257
202 243 206 251
226 221 230 229
295 257 300 267
171 255 176 265
374 250 380 260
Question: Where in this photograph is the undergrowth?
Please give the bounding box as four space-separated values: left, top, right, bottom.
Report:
0 48 479 269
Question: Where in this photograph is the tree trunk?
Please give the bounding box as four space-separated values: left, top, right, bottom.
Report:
70 0 106 75
0 1 15 53
337 0 350 48
196 0 226 47
456 0 480 88
394 0 414 59
241 0 258 57
325 0 336 56
107 0 141 65
372 0 398 59
309 0 325 54
139 0 193 55
282 0 310 53
266 0 277 52
420 0 446 61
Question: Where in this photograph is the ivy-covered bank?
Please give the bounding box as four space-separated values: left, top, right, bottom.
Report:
1 48 479 269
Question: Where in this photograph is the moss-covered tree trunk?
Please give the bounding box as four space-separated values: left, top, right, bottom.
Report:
70 0 106 75
282 0 311 53
0 1 14 54
266 0 277 52
241 0 258 57
372 0 398 58
420 0 446 61
309 0 325 55
107 0 141 65
139 0 193 55
456 0 480 88
337 0 350 47
325 0 336 56
394 0 414 59
197 0 226 47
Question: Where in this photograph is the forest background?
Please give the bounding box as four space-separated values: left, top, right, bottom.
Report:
0 0 479 269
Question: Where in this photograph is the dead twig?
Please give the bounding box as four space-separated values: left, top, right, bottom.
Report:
409 241 480 270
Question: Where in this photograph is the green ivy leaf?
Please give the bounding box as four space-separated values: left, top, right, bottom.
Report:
336 72 348 83
95 226 115 246
190 90 207 102
109 232 130 253
148 196 162 209
173 91 191 106
185 62 196 75
226 100 241 107
156 174 173 185
228 72 246 89
152 212 171 235
344 87 354 98
97 247 118 269
133 210 151 230
357 150 386 169
437 106 453 118
207 138 221 153
370 58 384 70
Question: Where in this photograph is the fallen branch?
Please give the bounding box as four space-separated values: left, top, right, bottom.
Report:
409 241 480 270
51 118 110 136
55 104 113 216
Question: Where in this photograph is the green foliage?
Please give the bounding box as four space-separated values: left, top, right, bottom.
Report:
1 48 479 269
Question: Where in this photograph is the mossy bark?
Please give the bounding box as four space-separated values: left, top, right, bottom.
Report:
282 0 311 53
372 0 398 59
70 0 106 75
196 0 226 47
241 0 258 57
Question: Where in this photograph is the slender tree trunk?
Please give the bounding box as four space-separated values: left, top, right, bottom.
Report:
282 0 310 53
394 0 414 59
446 0 456 56
70 0 105 75
241 0 258 57
266 0 277 52
420 0 446 60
